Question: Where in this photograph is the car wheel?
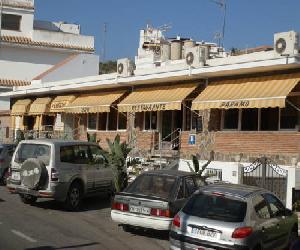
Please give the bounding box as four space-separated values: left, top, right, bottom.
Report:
288 226 298 248
122 225 132 232
1 169 9 186
64 182 82 211
19 194 37 205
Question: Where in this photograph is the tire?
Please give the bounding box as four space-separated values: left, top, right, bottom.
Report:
20 158 48 190
64 182 83 211
19 194 37 205
288 226 298 249
1 169 9 186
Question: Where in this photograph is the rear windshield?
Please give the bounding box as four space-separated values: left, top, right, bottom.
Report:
125 174 177 200
183 193 247 222
15 144 51 165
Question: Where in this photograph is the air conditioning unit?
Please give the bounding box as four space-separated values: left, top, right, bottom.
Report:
184 46 207 67
274 31 299 56
117 58 134 77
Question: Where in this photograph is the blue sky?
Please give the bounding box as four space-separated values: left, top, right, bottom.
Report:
35 0 300 61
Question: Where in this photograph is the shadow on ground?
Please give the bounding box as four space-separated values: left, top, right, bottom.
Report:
25 242 100 250
125 226 169 241
32 194 111 212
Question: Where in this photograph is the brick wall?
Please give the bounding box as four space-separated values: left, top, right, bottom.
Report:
214 132 300 155
136 131 159 151
95 131 128 150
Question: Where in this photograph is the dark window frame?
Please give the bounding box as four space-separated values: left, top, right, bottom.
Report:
1 14 22 31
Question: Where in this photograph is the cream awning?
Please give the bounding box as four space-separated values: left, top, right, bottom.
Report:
28 97 52 115
192 73 300 110
11 99 32 116
50 95 76 113
64 91 125 113
118 84 198 112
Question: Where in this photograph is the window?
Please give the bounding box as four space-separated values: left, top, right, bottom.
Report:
185 177 196 197
184 101 192 131
176 181 184 199
118 112 127 130
60 145 90 165
1 14 21 31
241 109 258 131
15 144 50 165
144 112 157 130
193 176 206 188
253 195 271 219
89 146 105 165
262 193 285 217
87 114 97 130
182 193 247 222
223 109 239 129
280 97 298 129
134 112 144 130
261 108 279 131
98 113 107 130
191 111 203 132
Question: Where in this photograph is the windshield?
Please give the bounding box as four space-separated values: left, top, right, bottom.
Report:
15 144 51 165
125 174 177 200
183 193 247 222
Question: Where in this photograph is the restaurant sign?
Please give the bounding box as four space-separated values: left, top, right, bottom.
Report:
220 100 250 108
131 103 167 112
51 101 69 110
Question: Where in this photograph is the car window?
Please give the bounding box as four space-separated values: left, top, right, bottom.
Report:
60 145 90 165
263 193 285 217
125 174 177 200
15 144 50 165
194 176 206 188
89 146 105 165
185 177 196 197
176 180 184 199
182 192 247 223
253 195 271 219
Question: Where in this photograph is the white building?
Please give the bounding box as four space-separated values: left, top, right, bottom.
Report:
0 0 99 127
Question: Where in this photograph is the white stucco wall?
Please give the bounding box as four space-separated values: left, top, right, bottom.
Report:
0 96 10 111
0 46 72 80
40 54 99 82
1 6 34 37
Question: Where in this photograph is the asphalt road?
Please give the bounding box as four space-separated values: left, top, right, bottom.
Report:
0 186 169 250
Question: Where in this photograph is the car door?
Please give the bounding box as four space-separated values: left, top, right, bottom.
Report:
253 194 277 250
88 145 113 192
72 145 95 193
262 193 290 249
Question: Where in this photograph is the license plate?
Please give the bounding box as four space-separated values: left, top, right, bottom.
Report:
190 227 219 239
11 171 20 181
129 205 150 215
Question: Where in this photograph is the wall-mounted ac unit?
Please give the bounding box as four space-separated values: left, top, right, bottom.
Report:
184 46 207 67
117 58 134 77
274 31 299 56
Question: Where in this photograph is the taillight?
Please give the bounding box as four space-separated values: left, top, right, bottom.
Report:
111 202 129 212
232 227 253 239
150 208 171 217
51 168 59 181
173 214 181 228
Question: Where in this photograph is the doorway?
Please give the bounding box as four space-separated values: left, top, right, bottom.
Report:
23 116 35 131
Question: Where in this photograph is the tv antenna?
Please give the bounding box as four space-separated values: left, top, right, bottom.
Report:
209 0 227 47
101 22 107 62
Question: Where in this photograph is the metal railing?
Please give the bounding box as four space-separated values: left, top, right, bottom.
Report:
153 128 181 151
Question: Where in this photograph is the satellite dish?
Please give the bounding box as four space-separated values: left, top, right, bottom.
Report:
275 38 287 54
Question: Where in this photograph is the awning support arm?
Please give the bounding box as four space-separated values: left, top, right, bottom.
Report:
286 99 300 112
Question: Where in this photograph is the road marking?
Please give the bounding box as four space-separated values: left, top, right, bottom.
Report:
11 230 37 243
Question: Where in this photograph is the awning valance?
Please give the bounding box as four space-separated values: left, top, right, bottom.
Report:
192 73 300 110
50 95 76 113
118 84 198 112
11 99 32 116
28 97 52 115
64 91 125 113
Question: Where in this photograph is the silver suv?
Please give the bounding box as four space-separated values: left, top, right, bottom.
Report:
170 183 298 250
7 139 113 210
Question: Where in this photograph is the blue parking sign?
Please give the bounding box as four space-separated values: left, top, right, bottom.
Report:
189 134 196 145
